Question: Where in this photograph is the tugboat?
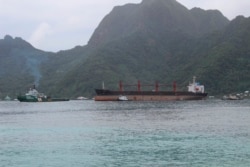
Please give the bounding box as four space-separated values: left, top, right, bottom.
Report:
17 85 69 102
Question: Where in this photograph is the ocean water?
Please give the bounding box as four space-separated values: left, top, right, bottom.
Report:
0 99 250 167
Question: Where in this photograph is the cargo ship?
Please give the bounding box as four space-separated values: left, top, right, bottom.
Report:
17 85 69 102
95 77 207 101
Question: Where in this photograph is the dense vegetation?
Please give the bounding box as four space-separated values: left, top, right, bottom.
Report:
0 0 249 99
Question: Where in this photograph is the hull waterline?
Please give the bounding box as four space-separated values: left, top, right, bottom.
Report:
17 95 69 102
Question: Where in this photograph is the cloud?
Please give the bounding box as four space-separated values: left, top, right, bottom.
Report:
28 22 52 48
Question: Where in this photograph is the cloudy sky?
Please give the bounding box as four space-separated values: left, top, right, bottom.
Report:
0 0 249 52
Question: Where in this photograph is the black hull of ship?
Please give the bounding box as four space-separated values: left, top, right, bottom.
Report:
95 89 208 101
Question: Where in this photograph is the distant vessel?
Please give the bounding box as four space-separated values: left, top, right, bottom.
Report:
222 94 244 100
95 77 208 101
76 96 88 100
4 95 12 101
17 85 69 102
118 95 129 101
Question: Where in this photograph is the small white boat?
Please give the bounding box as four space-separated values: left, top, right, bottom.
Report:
222 94 244 100
4 95 12 101
118 95 128 101
76 96 88 100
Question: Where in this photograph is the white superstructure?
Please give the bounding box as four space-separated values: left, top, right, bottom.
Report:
26 86 45 98
188 76 205 93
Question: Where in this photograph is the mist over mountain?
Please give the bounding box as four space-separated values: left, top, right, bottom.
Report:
0 35 52 97
0 0 249 99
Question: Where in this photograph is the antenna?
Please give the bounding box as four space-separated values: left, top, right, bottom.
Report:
193 76 196 84
102 81 105 90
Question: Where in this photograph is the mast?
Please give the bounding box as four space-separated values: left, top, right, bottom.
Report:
155 81 159 92
173 81 177 93
138 80 141 92
193 76 196 84
119 81 123 92
102 81 105 90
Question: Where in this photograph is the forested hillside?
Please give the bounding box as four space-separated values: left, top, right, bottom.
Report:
0 0 249 99
0 35 51 97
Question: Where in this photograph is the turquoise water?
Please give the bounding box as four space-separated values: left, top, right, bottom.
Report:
0 100 250 166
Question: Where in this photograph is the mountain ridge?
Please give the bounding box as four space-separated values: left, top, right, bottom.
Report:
0 1 249 99
88 0 229 47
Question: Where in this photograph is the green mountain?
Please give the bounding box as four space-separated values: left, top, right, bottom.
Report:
0 35 52 97
0 0 249 99
192 16 250 94
50 0 231 97
89 0 229 47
